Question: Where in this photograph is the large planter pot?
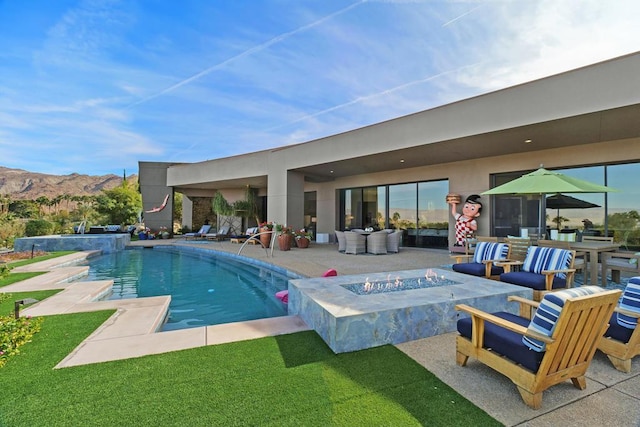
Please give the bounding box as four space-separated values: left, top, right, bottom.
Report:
278 234 292 251
138 232 148 240
161 232 170 239
260 228 272 248
296 237 310 248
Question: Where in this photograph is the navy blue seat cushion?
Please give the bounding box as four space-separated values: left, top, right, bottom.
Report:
499 271 567 291
457 311 544 372
452 262 504 277
605 313 634 343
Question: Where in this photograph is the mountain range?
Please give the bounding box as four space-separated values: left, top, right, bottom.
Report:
0 166 138 200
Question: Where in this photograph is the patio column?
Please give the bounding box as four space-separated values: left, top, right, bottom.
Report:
267 168 305 230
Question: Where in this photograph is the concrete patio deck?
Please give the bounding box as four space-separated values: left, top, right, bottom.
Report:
2 239 639 426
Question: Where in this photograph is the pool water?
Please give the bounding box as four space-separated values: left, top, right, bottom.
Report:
83 248 293 331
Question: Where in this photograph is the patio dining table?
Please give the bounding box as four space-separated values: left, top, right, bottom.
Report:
569 240 621 285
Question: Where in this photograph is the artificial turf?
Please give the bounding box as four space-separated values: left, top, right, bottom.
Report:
0 305 501 427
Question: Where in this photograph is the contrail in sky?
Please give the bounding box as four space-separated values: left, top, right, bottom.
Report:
128 1 365 109
442 4 483 27
264 61 483 132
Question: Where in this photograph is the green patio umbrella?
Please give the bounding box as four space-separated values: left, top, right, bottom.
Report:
482 167 618 237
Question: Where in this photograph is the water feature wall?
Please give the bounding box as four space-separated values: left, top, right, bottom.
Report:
14 234 130 254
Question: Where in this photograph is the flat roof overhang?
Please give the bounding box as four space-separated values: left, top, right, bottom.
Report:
295 104 640 182
172 103 640 192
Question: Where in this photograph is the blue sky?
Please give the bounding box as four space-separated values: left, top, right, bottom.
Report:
1 0 639 176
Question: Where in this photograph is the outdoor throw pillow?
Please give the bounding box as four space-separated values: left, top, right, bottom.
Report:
617 277 640 330
522 286 605 352
472 242 509 264
522 246 573 279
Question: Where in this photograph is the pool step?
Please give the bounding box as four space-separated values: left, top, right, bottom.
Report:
20 280 115 316
11 250 101 272
0 266 90 292
56 314 310 368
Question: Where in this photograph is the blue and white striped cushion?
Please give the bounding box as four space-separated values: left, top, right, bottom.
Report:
617 277 640 329
522 246 573 279
522 286 605 352
472 242 510 264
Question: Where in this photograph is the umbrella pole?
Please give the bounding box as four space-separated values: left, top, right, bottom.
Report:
539 195 545 240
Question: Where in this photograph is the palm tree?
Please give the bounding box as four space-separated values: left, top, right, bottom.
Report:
35 196 50 217
0 194 10 215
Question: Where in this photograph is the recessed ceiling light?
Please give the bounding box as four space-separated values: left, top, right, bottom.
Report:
524 139 532 143
330 170 334 174
400 159 405 163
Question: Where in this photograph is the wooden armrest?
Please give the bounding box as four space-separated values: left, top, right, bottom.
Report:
615 307 640 318
494 260 523 273
508 295 540 319
539 268 575 290
481 259 506 264
541 268 576 275
455 304 553 344
507 295 540 308
495 260 523 266
451 254 473 263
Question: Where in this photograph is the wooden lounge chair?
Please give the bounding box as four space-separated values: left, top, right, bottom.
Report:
503 236 531 265
498 246 576 301
184 224 212 240
598 277 640 372
537 239 587 284
451 241 511 280
230 227 259 244
456 287 621 409
601 251 640 283
450 236 498 264
205 226 230 241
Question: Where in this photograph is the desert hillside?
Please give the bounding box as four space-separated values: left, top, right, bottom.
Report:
0 166 138 200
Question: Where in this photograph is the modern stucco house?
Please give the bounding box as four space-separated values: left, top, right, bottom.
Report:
139 51 640 249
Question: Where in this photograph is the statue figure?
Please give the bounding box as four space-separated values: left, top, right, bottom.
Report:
449 194 482 246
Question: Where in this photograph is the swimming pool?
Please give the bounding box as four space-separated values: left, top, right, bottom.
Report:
83 246 303 331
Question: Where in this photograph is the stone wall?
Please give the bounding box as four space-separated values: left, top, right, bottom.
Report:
190 197 214 231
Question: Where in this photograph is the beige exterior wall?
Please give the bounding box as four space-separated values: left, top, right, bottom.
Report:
138 161 173 234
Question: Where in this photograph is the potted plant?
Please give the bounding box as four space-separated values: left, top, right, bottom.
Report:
294 228 313 248
275 224 293 251
259 221 273 248
159 226 170 239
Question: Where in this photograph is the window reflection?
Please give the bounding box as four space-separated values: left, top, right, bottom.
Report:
339 180 449 248
490 163 640 250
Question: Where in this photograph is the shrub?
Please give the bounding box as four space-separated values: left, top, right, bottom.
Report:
0 264 11 280
0 305 44 368
24 219 54 237
0 217 25 248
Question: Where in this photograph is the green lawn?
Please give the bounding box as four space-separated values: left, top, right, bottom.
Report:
0 271 46 287
0 308 501 426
